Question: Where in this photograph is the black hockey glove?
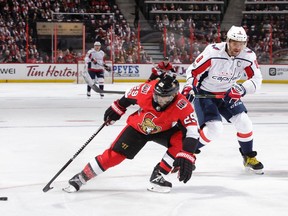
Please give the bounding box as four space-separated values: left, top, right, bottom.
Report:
104 100 126 125
172 151 196 183
103 64 111 72
91 58 97 64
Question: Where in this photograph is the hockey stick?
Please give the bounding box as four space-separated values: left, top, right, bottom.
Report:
91 83 222 98
90 83 125 94
82 69 125 95
195 94 224 99
82 65 223 97
42 121 107 192
88 73 223 98
90 83 223 98
97 62 111 72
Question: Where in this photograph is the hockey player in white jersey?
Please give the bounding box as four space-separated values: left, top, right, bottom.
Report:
85 41 110 98
182 25 264 174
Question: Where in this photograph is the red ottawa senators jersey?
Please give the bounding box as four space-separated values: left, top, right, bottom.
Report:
125 80 197 135
157 61 174 71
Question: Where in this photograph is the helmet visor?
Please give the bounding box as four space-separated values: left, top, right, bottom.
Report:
153 93 175 108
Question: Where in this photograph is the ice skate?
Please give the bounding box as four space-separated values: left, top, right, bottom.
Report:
147 164 172 193
240 148 264 175
87 91 91 98
63 173 86 193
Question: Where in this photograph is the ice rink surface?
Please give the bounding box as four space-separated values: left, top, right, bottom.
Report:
1 82 288 216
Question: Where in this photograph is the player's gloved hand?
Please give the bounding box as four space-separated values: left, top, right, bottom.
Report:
223 83 246 104
104 100 126 125
91 58 97 64
165 70 177 79
172 151 196 183
104 64 111 72
152 67 162 76
181 84 197 102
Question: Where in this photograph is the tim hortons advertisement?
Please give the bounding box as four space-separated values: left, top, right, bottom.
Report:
0 64 78 82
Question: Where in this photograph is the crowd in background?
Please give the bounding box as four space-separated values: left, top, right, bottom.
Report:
242 2 288 63
0 0 287 64
149 0 288 64
0 0 144 64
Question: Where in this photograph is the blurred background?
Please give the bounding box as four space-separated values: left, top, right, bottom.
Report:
0 0 287 65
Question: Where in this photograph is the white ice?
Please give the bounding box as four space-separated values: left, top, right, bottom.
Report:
1 82 288 216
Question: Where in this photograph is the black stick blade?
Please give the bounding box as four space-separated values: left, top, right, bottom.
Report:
43 184 53 193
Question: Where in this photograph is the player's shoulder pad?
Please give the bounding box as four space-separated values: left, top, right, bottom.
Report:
204 42 224 56
209 42 224 51
242 47 257 60
87 49 94 54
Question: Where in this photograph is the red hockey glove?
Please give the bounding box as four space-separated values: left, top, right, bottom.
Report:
223 83 246 104
172 151 196 183
181 84 196 102
152 67 162 76
104 100 126 125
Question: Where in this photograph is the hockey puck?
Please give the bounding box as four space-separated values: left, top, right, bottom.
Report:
0 197 8 201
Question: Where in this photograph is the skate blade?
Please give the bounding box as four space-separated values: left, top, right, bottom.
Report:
147 183 171 193
62 185 78 193
245 167 264 175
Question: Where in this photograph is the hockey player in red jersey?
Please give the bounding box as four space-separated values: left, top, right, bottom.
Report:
182 25 264 174
148 56 176 81
63 75 199 193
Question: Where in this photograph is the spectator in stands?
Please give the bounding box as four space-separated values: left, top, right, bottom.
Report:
2 50 12 63
172 54 182 64
180 50 191 64
27 54 37 63
57 50 65 63
43 54 51 63
126 54 134 63
154 15 163 30
64 49 76 63
116 55 126 64
146 56 153 64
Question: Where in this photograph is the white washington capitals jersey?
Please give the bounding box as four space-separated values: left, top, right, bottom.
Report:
85 49 105 70
186 42 262 94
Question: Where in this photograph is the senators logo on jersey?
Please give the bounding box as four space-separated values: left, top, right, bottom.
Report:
138 113 162 134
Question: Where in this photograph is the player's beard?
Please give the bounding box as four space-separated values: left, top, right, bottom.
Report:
229 48 241 57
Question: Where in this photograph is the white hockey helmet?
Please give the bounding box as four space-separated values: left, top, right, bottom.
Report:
94 41 101 46
226 26 247 42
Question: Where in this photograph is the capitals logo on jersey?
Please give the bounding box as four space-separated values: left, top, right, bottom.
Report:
137 112 161 134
